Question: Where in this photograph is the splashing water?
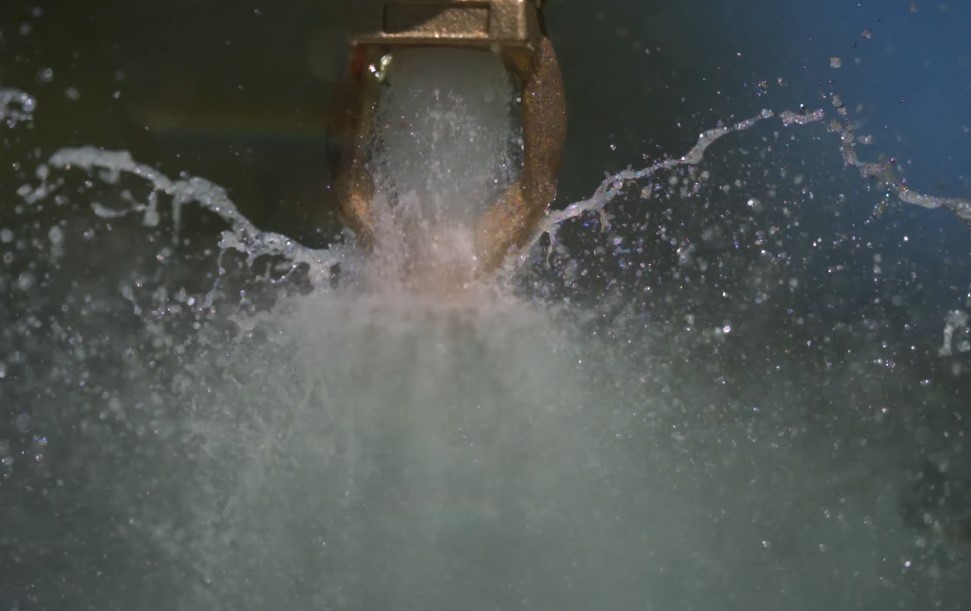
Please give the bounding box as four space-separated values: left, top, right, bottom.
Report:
527 102 971 268
3 38 971 611
0 87 37 127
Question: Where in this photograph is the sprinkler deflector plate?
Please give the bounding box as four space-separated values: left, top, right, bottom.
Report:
349 0 542 54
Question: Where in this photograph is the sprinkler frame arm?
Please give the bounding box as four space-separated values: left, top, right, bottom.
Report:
335 0 566 274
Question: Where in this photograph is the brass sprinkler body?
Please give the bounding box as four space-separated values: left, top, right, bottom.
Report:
335 0 566 274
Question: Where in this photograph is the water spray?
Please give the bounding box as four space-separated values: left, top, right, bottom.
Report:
333 0 566 281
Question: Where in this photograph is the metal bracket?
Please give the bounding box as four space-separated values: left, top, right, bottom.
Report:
348 0 543 55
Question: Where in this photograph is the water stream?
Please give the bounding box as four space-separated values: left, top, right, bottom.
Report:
2 2 971 610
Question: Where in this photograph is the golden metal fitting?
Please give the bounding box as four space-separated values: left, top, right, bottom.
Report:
347 0 544 81
349 0 542 47
335 0 566 277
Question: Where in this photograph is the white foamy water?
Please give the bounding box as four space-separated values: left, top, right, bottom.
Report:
163 292 622 609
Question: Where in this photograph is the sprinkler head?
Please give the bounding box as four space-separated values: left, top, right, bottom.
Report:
347 0 544 80
335 0 566 276
349 0 544 47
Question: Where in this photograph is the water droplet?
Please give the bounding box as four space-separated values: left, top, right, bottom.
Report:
16 271 36 291
36 67 54 84
14 412 31 433
19 96 34 115
144 208 160 227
